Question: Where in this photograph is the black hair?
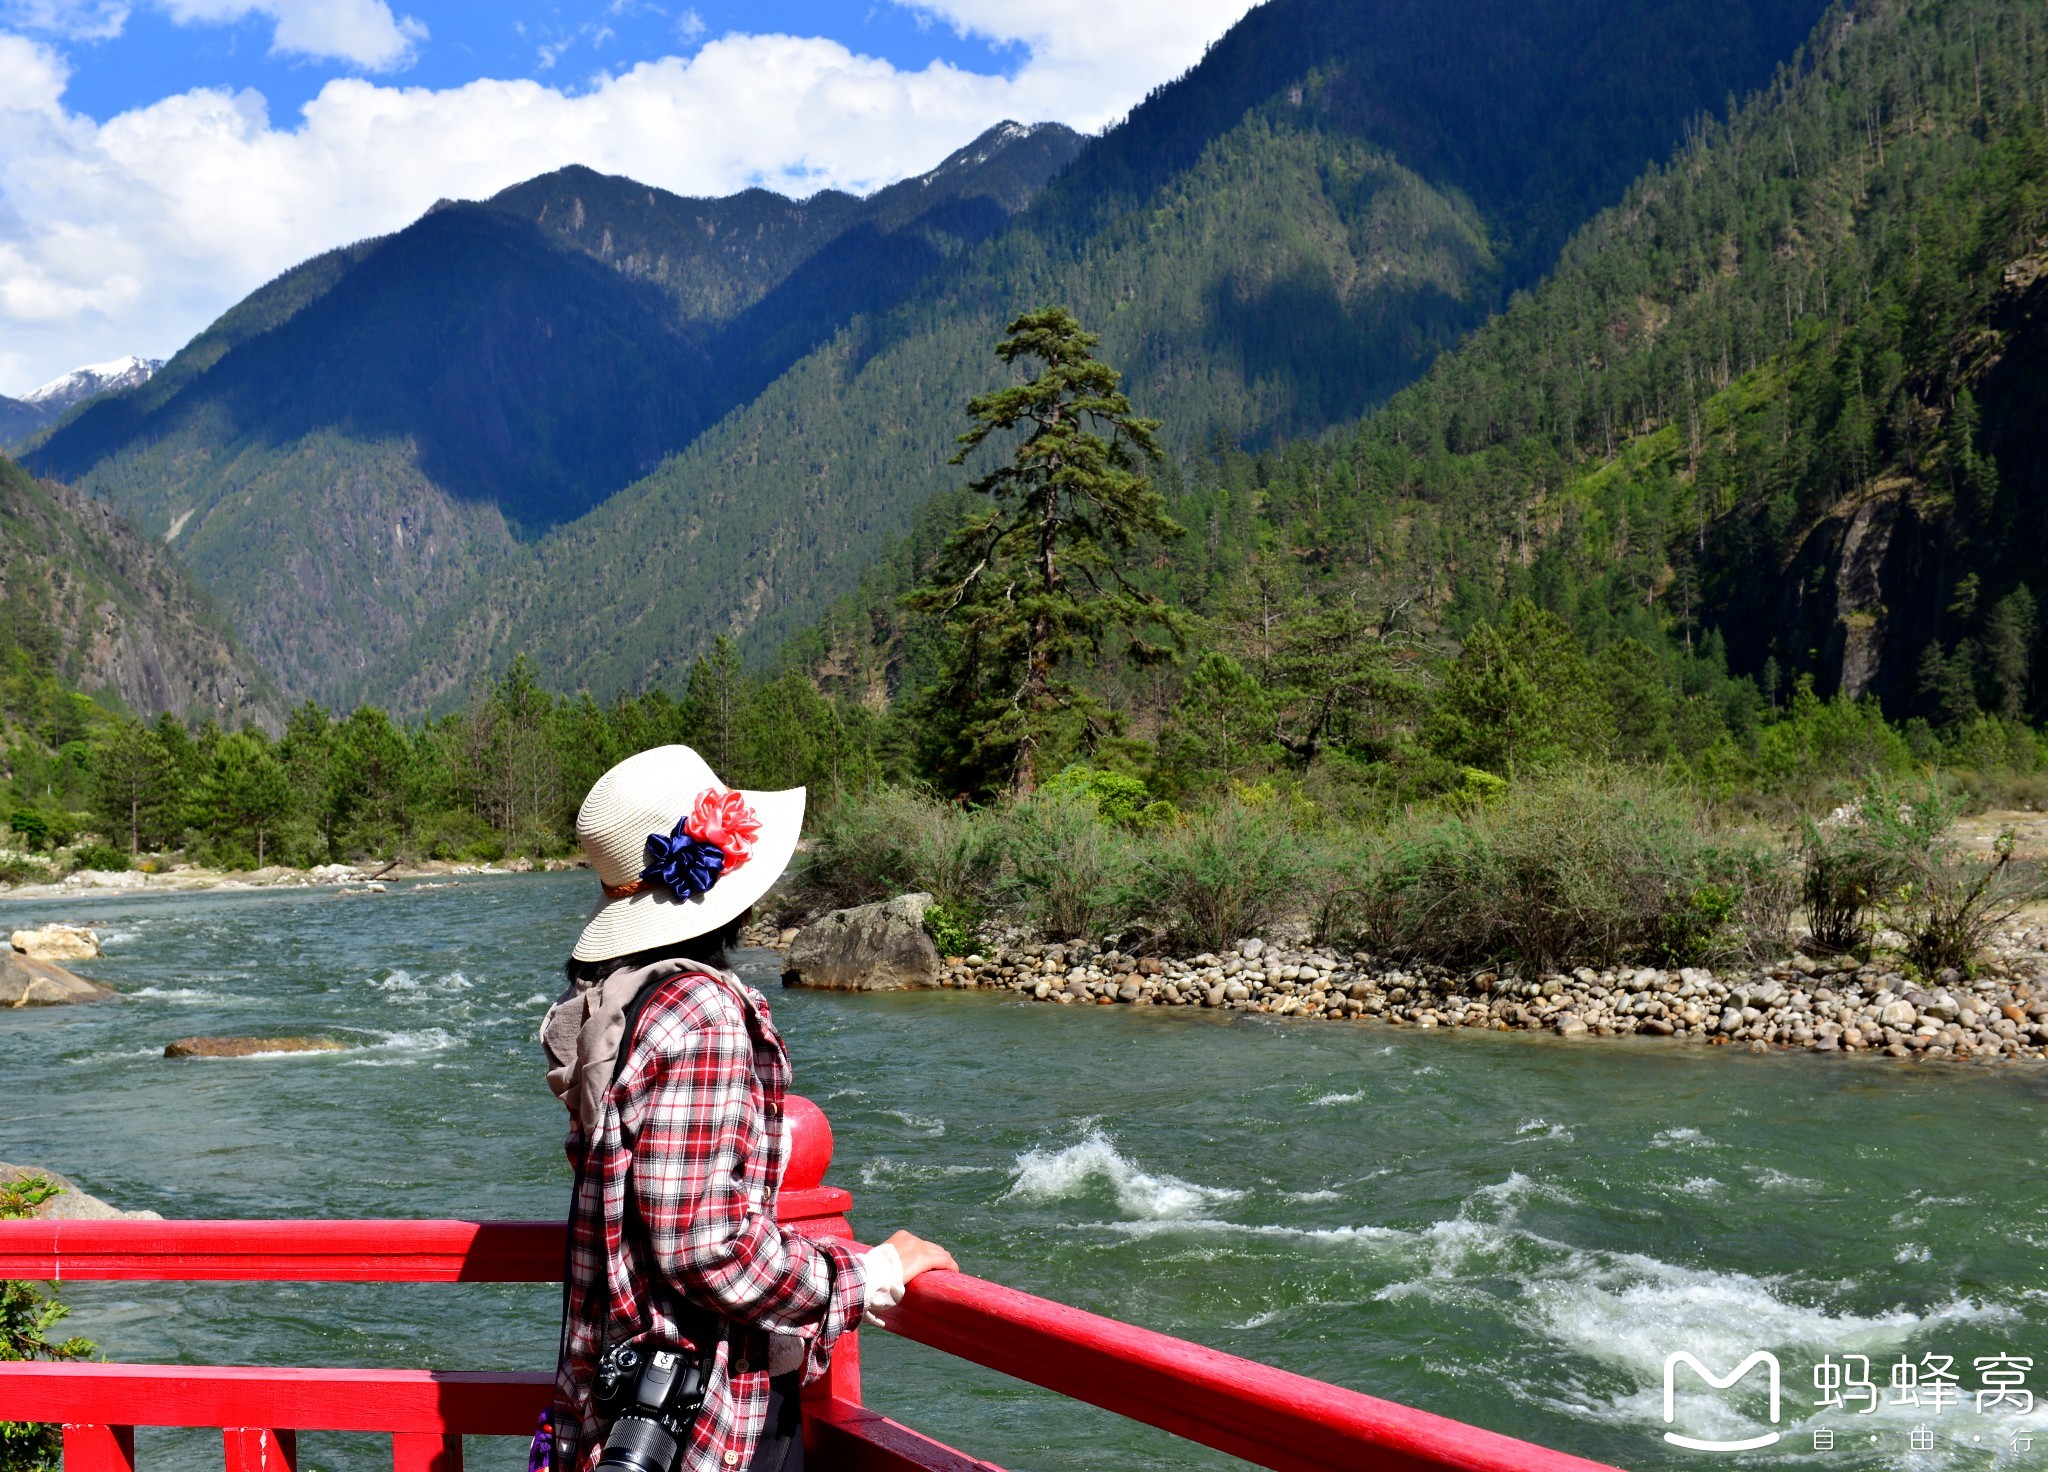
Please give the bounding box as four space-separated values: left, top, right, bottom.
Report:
563 911 751 987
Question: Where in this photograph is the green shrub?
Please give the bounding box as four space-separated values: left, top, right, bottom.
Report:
0 856 52 888
68 844 128 873
1797 814 1888 954
1042 764 1161 827
1855 779 2047 976
799 789 1005 917
1000 791 1135 940
923 900 974 957
6 810 48 851
1351 769 1767 971
1 1175 96 1472
1129 797 1309 952
416 808 496 863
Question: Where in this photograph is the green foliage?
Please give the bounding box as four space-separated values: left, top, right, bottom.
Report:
1001 791 1138 942
191 730 292 868
908 307 1186 795
90 719 177 855
1 1175 95 1472
1157 651 1277 792
1041 765 1163 828
795 789 1006 920
1425 600 1612 777
68 844 128 873
1853 781 2048 977
1352 769 1775 972
922 901 975 959
1130 798 1310 953
1798 815 1889 955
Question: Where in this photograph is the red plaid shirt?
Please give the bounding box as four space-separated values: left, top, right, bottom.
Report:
553 969 867 1472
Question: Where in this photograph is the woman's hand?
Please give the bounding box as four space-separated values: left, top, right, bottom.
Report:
882 1229 957 1281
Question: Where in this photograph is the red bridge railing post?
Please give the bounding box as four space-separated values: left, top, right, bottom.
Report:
223 1427 297 1472
62 1422 135 1472
391 1433 463 1472
783 1093 864 1414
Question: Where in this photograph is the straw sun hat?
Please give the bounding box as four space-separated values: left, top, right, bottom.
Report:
571 745 804 961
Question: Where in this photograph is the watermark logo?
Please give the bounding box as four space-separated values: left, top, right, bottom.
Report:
1663 1351 1783 1453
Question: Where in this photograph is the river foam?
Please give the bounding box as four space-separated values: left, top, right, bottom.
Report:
1008 1129 1244 1219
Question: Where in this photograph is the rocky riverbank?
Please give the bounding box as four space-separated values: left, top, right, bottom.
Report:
762 917 2048 1064
0 856 582 901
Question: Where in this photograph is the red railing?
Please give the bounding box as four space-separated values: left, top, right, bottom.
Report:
0 1098 1626 1472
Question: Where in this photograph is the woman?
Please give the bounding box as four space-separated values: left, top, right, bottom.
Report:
541 745 955 1472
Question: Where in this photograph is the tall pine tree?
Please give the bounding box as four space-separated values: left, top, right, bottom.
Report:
909 307 1184 796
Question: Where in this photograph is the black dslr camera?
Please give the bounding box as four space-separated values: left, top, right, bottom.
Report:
594 1342 711 1472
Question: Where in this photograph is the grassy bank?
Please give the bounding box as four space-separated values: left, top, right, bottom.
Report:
788 767 2043 982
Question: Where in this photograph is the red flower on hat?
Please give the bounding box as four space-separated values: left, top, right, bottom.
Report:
683 788 761 873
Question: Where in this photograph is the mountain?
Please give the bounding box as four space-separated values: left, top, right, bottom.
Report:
28 0 1827 711
1306 0 2048 725
0 396 41 450
373 0 1831 710
23 355 162 415
25 122 1084 702
0 455 280 729
928 0 2044 734
0 356 162 450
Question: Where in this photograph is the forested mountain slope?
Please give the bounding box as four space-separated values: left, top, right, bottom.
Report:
373 0 1828 709
1211 0 2048 726
0 456 279 729
822 0 2046 747
23 123 1082 703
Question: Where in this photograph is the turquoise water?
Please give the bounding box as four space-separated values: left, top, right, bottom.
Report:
3 873 2045 1472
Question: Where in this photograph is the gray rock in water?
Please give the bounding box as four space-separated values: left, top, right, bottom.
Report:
0 1163 161 1220
164 1036 345 1058
782 893 941 990
0 950 113 1006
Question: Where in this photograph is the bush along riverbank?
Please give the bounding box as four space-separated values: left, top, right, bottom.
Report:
916 928 2048 1063
772 769 2048 1065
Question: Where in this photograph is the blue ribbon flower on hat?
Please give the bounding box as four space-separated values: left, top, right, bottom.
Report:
640 819 727 900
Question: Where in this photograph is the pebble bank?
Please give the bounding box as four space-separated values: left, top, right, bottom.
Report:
906 927 2048 1064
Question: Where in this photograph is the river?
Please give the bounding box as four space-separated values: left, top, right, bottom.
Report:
2 873 2043 1472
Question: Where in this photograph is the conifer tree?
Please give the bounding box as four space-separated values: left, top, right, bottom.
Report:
90 719 175 855
909 306 1184 796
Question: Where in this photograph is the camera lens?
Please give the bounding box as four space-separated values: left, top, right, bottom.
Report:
596 1416 680 1472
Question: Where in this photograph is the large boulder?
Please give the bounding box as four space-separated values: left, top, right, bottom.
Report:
0 950 113 1005
783 893 942 990
12 923 98 960
0 1163 161 1220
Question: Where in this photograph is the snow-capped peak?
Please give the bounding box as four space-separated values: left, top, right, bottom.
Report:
23 355 163 410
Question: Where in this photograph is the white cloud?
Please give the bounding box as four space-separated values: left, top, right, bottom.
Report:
0 0 127 41
3 0 425 67
0 2 1256 395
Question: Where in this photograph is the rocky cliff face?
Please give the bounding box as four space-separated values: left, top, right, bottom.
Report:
0 455 281 729
1739 244 2048 715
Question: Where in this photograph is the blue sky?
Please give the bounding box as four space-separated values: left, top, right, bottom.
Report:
0 0 1256 394
53 3 1029 124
